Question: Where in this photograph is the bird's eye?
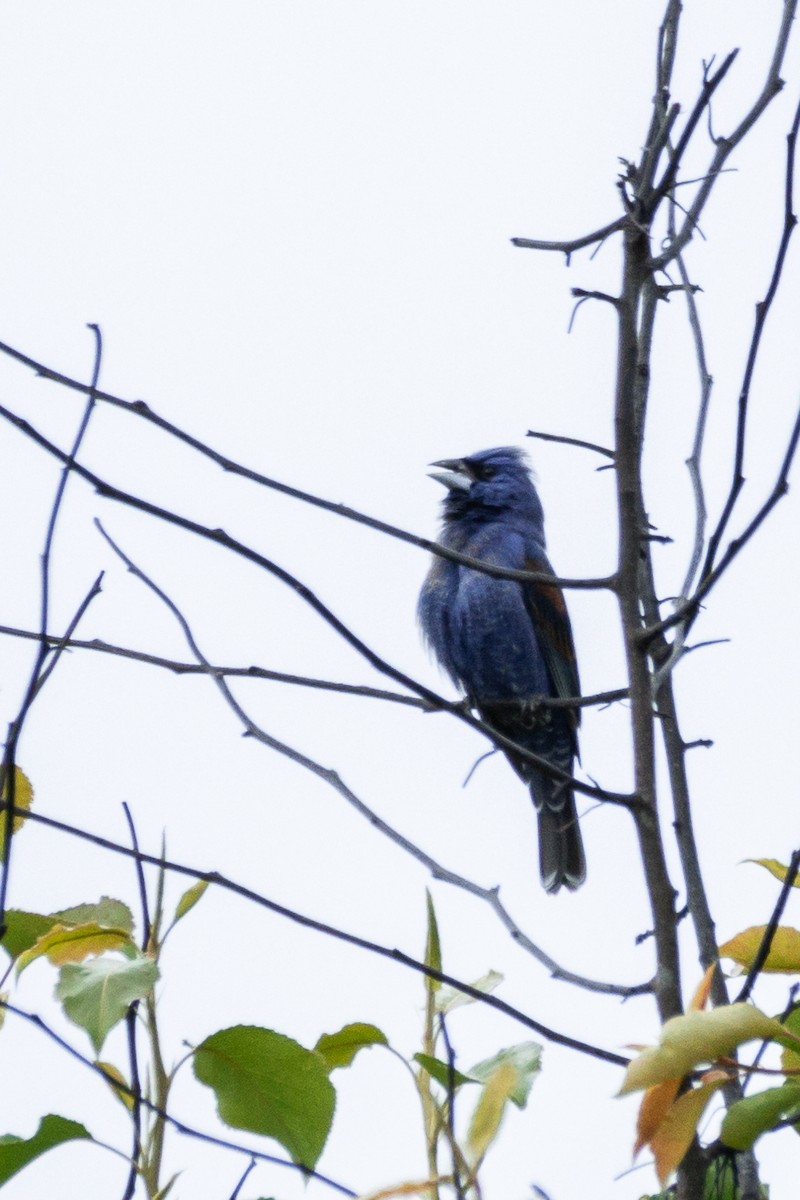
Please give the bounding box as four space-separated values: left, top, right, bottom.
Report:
476 464 495 480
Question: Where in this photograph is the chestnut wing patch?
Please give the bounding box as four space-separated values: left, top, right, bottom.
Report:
523 555 581 727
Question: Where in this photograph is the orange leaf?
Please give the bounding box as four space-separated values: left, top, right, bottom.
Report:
634 1077 681 1157
651 1073 727 1186
689 964 716 1012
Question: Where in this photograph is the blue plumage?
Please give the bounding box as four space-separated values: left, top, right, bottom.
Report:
418 447 586 893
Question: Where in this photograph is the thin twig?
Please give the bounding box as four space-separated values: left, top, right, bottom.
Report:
701 94 800 582
0 623 628 714
0 338 612 590
0 798 635 1061
736 849 800 1004
653 0 798 268
642 403 800 642
229 1158 257 1200
511 216 626 260
525 429 615 459
0 1000 358 1197
94 523 646 998
438 1014 465 1200
0 325 102 932
650 194 713 693
32 572 105 698
650 50 739 208
121 801 149 1200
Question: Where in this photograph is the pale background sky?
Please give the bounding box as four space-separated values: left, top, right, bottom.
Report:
0 3 798 1197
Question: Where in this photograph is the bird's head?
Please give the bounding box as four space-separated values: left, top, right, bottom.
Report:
429 446 544 527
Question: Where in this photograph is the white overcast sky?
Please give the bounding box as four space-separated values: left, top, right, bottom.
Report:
0 3 799 1198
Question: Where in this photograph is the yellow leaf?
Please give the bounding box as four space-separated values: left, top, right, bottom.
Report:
0 990 7 1031
745 859 800 886
174 879 209 923
0 766 33 857
96 1060 134 1111
467 1062 516 1165
634 1077 681 1157
16 923 133 974
620 1005 784 1094
651 1073 728 1186
719 926 800 973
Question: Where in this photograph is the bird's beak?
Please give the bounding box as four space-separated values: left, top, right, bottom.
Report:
428 458 472 492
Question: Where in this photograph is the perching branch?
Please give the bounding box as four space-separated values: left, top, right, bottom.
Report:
0 337 612 591
95 521 647 998
0 621 628 713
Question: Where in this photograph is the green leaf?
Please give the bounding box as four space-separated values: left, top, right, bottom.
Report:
414 1052 476 1091
640 1159 767 1200
57 953 159 1052
721 1082 800 1151
424 890 441 993
0 1114 91 1184
435 969 504 1014
469 1042 542 1109
781 1005 800 1075
314 1022 387 1070
193 1025 335 1169
174 880 209 923
1 898 133 962
1 911 55 960
53 898 134 934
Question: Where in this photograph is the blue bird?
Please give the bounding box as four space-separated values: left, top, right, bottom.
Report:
418 446 585 893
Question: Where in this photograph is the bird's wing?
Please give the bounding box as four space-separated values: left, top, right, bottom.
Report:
522 553 581 728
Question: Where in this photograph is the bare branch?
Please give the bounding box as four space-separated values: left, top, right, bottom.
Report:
702 94 800 580
0 324 103 932
642 402 800 642
650 50 739 209
0 338 612 589
0 624 629 716
0 804 633 1063
511 216 626 260
653 0 798 267
525 429 615 459
95 522 645 998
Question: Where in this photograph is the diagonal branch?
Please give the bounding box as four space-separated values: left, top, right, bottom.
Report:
96 521 647 998
0 338 612 590
0 804 633 1063
701 94 800 581
510 216 626 261
0 622 628 713
653 0 798 268
0 1001 358 1197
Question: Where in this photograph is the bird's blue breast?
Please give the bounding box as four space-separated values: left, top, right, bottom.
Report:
418 524 550 701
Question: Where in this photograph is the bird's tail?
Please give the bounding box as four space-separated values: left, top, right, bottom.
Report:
531 776 586 893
